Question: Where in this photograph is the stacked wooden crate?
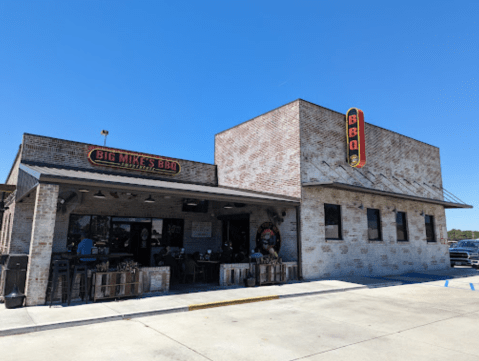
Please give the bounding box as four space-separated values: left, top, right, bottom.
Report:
92 271 141 301
255 263 286 286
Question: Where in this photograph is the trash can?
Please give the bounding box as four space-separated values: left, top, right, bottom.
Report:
2 254 28 309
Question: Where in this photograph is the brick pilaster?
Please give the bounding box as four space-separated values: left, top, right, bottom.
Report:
24 183 59 306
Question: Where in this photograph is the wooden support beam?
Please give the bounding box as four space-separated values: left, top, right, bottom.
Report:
0 184 16 193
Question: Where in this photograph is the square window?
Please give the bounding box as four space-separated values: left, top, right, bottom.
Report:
324 204 341 240
425 215 435 242
367 208 382 241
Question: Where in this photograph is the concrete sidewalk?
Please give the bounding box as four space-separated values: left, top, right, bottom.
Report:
1 268 476 337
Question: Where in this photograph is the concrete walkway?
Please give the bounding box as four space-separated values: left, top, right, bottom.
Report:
1 268 476 337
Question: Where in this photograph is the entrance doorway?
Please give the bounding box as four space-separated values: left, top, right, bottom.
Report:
222 214 250 262
111 221 152 267
130 223 152 267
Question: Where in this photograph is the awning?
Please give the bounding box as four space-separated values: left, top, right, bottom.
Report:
303 181 472 209
19 164 300 206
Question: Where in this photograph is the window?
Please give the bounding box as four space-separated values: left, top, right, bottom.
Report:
367 208 382 241
324 204 341 240
110 223 131 252
151 219 163 247
396 212 408 241
162 218 184 247
90 216 111 244
67 215 92 250
425 215 435 242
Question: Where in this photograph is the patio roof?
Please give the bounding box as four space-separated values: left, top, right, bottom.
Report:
19 164 300 206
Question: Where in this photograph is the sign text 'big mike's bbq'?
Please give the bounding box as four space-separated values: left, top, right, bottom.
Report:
346 108 366 168
87 147 181 175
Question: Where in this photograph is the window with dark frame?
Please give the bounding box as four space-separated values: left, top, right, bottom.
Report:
324 204 342 240
67 215 92 250
425 215 436 242
367 208 382 241
161 218 184 248
67 214 185 250
396 212 408 241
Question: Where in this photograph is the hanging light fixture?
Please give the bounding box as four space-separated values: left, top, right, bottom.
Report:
223 203 233 209
145 195 155 203
93 190 106 199
186 199 198 206
78 189 89 193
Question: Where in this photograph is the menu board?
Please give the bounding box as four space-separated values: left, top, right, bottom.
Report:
192 222 212 238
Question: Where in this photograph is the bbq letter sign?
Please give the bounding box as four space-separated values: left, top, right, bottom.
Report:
346 108 366 168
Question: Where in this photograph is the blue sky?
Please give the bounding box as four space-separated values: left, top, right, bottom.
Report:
0 1 477 231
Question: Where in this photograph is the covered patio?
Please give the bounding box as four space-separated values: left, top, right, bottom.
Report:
16 164 300 305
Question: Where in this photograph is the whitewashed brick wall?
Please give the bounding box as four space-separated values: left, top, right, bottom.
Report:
301 187 449 279
215 101 302 198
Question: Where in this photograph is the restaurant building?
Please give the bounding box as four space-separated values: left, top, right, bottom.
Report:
0 99 471 306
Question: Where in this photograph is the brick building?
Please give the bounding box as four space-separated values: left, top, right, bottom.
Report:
215 99 471 279
0 99 471 306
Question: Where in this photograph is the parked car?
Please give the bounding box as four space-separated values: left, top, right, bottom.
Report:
449 240 479 268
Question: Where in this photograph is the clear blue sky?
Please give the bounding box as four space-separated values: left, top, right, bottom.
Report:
0 1 477 231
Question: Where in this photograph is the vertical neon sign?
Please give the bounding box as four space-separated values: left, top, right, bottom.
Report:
346 108 366 168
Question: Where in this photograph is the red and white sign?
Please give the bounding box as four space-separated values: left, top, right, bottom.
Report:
87 146 181 175
346 108 366 168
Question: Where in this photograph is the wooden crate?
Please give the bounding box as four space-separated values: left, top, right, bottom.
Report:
255 264 286 286
92 271 141 301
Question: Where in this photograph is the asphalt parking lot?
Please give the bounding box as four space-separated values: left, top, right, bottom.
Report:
1 268 479 361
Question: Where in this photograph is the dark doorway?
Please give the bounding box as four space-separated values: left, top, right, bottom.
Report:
130 223 152 267
222 215 250 261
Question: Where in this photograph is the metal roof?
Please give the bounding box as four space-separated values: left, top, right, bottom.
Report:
303 181 472 209
19 164 300 206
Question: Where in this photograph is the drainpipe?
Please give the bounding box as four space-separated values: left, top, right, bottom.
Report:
296 205 303 280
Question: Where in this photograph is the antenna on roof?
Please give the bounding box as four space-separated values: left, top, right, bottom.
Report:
100 130 109 147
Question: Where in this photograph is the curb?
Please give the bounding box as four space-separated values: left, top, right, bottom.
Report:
188 295 280 311
0 307 188 337
0 283 394 337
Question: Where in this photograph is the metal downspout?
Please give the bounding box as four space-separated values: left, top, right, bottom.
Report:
296 205 302 280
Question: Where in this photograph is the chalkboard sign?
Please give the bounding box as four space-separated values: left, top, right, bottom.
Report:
162 219 184 248
192 222 212 238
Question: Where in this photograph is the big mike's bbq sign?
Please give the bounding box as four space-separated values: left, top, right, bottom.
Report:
346 108 366 168
87 146 181 176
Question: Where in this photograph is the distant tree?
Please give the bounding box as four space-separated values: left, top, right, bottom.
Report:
448 229 479 241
